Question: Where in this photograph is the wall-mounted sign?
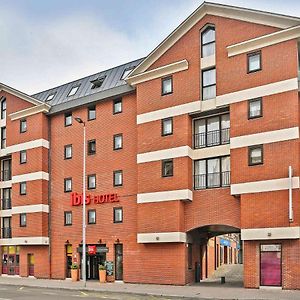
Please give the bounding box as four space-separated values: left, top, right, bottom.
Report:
71 192 119 206
88 245 97 255
260 244 281 252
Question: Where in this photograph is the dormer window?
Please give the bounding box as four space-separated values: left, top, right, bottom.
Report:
91 76 106 89
68 85 80 97
201 26 215 57
121 68 134 80
46 92 56 101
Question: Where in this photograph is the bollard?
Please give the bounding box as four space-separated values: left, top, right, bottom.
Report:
221 276 225 284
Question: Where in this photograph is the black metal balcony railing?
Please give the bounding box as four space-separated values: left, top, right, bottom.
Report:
194 128 230 149
1 198 11 210
194 171 230 190
1 170 12 181
2 227 12 238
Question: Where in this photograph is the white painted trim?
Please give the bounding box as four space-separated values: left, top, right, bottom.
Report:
126 60 188 86
0 210 12 217
6 139 49 153
0 181 12 189
137 189 193 204
11 204 49 214
231 177 300 195
200 98 217 111
201 54 215 69
227 25 300 57
9 104 50 121
230 127 299 149
137 232 187 243
12 171 49 183
0 237 49 246
137 101 200 125
241 226 300 240
0 119 6 128
191 144 230 160
216 78 298 106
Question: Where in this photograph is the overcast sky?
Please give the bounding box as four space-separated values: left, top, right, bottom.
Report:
0 0 299 95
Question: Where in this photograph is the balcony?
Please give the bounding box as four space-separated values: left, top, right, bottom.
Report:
194 171 230 190
2 227 12 238
1 198 11 210
194 128 230 149
1 170 11 181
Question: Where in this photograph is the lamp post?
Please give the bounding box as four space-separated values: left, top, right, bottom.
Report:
75 117 86 287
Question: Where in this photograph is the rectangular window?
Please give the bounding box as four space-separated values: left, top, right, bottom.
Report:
20 150 27 164
113 207 123 223
20 182 27 195
20 119 27 133
64 178 72 192
248 51 261 73
88 174 96 189
88 140 96 155
162 76 173 95
113 134 123 150
162 159 173 177
162 118 173 136
64 145 72 159
1 127 6 149
46 92 56 101
113 170 123 187
68 85 80 97
249 145 263 166
1 98 6 119
202 68 216 100
2 188 11 210
64 211 72 226
91 76 106 89
88 105 96 121
248 98 262 119
20 213 27 227
194 156 230 189
194 114 230 149
113 98 122 114
65 113 72 127
201 26 215 57
121 68 133 80
88 210 96 224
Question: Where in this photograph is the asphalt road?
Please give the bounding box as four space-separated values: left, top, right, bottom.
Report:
0 285 190 300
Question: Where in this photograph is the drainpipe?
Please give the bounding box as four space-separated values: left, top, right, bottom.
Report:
288 166 293 223
47 116 52 278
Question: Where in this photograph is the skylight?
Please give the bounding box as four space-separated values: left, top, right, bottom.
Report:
46 92 56 101
91 76 106 89
68 85 80 97
121 68 134 80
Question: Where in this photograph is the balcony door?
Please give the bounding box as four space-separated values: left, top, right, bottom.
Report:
1 159 11 181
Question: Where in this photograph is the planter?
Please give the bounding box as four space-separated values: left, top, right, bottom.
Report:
99 270 106 283
71 269 78 282
106 275 115 282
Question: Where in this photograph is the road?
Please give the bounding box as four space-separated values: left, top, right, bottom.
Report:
0 285 191 300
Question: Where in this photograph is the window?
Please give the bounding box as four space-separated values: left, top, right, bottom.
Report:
249 145 263 166
64 178 72 192
88 140 96 155
194 156 230 189
201 26 215 57
65 113 72 127
20 182 27 195
113 207 123 223
194 114 230 149
248 98 262 119
2 188 11 210
1 127 6 149
64 145 72 159
88 174 96 189
91 76 106 89
20 213 27 227
64 211 72 226
1 98 6 119
68 85 80 97
162 159 173 177
113 170 123 187
202 68 216 100
248 51 261 73
20 119 27 133
20 150 27 164
162 118 173 136
46 92 56 101
113 134 123 150
88 210 96 224
113 98 122 114
162 76 173 95
121 68 134 80
88 105 96 120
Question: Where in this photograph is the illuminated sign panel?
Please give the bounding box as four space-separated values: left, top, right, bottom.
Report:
70 192 119 206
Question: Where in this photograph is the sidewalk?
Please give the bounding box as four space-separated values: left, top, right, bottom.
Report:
0 276 300 300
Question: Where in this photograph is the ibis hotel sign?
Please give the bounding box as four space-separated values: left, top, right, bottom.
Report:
71 192 119 206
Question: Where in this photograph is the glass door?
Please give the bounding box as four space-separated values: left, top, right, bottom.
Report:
115 244 123 281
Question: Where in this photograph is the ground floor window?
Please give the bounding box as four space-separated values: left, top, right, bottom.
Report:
1 246 20 275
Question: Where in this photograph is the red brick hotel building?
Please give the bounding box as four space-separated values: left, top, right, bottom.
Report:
0 2 300 289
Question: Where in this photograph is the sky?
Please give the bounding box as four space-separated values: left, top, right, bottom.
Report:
0 0 300 95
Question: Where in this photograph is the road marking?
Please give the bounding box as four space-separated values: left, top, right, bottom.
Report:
0 298 12 300
81 291 88 296
19 287 24 290
42 292 58 295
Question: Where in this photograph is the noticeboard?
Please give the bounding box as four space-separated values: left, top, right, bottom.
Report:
105 261 114 276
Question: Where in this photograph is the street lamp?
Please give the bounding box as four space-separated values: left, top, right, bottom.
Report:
75 117 86 287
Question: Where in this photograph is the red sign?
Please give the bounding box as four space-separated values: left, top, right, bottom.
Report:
88 245 96 255
70 192 119 206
